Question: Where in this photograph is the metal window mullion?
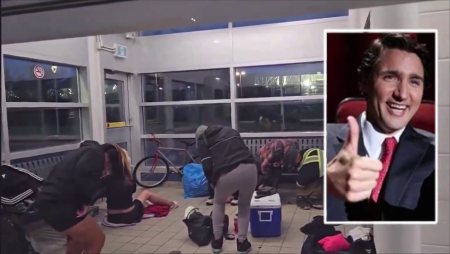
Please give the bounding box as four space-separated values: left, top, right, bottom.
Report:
5 102 89 108
141 133 195 139
235 95 323 103
240 132 323 138
139 99 232 107
1 54 11 164
140 132 323 139
228 22 237 130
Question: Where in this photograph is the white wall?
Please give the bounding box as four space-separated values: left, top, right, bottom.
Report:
136 17 348 73
99 34 141 73
2 37 89 67
418 1 450 253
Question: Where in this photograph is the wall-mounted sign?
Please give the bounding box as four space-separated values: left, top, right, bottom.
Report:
107 122 126 128
114 44 128 59
51 66 58 73
33 65 45 79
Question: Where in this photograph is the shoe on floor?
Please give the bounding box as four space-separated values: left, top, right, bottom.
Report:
296 195 311 210
308 197 323 210
236 238 252 254
231 199 238 206
211 237 223 253
206 199 214 206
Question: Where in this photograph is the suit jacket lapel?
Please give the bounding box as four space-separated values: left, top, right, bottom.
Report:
383 125 430 208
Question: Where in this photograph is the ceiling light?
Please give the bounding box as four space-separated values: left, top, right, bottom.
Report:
241 71 246 75
254 83 259 86
191 18 196 22
215 77 220 80
187 86 191 88
235 72 240 76
237 83 240 87
159 87 163 90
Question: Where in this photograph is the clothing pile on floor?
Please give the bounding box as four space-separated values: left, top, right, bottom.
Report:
300 216 376 254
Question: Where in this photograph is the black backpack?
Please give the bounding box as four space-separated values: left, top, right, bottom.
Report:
182 209 213 247
1 211 39 254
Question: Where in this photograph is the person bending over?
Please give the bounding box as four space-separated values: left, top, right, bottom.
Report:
257 139 302 189
296 148 324 210
37 141 114 254
102 143 178 225
196 125 257 254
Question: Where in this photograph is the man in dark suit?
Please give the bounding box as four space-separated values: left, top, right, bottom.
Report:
326 33 436 222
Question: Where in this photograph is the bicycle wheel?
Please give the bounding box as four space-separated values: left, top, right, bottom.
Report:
133 155 170 188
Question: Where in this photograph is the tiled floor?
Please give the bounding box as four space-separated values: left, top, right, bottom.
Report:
27 186 355 254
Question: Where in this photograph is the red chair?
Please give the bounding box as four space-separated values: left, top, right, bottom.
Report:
336 97 435 134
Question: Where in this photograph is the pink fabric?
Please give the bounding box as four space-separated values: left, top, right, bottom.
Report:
318 234 350 252
143 205 170 217
371 137 397 202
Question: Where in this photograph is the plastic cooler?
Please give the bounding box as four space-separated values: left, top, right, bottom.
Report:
249 192 282 237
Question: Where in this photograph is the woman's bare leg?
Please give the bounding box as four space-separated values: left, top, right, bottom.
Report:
136 190 178 209
64 215 105 254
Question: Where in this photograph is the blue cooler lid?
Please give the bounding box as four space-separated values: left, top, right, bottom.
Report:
250 191 281 208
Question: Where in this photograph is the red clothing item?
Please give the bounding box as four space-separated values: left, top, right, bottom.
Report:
318 234 350 252
371 137 397 202
143 205 170 217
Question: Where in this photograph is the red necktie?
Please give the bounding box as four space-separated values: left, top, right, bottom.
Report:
371 137 398 203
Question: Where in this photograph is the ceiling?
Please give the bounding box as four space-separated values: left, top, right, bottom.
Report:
2 0 433 44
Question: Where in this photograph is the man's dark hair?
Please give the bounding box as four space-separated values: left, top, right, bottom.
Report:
357 33 431 90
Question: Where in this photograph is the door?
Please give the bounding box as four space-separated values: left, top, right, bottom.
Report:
104 71 132 159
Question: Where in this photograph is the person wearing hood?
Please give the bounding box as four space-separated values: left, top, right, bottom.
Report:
195 125 257 254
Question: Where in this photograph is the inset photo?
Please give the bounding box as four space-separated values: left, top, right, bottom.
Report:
324 30 438 224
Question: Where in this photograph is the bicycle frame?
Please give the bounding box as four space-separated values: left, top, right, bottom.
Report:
147 133 196 176
156 148 195 175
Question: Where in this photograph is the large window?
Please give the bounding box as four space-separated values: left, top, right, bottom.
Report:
7 108 82 152
235 62 323 98
236 100 323 132
4 57 79 103
142 69 230 102
140 64 323 138
143 104 231 134
141 69 232 135
4 56 85 152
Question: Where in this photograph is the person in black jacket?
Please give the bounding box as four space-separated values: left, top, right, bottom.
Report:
195 125 257 254
37 141 119 254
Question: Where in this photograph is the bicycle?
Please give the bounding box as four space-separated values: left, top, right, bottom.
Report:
132 134 199 188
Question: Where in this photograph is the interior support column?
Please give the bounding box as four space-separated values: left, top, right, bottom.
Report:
349 3 421 254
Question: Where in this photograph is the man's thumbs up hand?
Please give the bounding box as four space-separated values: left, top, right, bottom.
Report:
327 116 383 203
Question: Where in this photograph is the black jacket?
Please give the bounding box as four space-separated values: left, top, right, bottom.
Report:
197 125 254 186
38 145 105 209
0 164 44 206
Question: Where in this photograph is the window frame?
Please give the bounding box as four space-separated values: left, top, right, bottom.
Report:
2 55 88 160
139 64 324 140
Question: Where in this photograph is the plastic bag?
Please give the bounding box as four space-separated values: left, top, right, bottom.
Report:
182 210 213 246
182 163 209 199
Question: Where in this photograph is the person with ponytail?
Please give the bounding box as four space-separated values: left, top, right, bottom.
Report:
102 143 178 225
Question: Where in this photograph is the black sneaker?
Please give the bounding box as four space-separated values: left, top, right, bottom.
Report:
236 238 252 254
211 237 223 253
296 195 311 210
308 197 323 210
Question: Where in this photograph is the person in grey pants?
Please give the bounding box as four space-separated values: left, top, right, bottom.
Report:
196 125 258 254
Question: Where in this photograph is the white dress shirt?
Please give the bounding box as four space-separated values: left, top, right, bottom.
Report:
360 112 405 159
